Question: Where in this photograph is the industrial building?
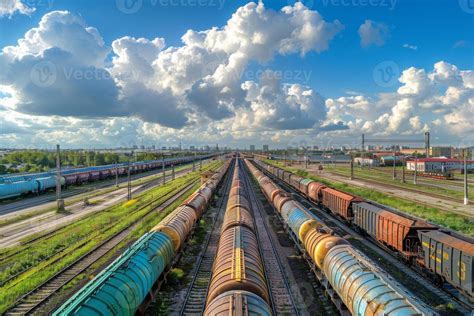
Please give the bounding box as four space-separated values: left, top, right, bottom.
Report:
406 158 474 172
429 147 453 158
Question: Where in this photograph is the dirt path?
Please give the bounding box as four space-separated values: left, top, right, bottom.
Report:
292 163 474 219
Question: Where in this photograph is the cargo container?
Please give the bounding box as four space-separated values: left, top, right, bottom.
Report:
353 202 435 254
299 178 314 195
282 170 292 183
321 188 362 220
289 173 303 190
418 230 474 299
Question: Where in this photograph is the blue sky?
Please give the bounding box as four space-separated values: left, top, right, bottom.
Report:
2 0 472 98
0 0 473 148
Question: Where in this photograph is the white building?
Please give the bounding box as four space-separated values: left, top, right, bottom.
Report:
354 157 380 167
406 158 474 172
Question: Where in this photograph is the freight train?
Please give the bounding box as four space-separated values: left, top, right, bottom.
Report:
244 159 435 315
53 160 230 316
252 159 474 303
0 155 215 200
204 158 272 315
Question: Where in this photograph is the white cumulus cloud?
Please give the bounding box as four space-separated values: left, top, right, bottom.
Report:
358 20 389 48
0 0 34 17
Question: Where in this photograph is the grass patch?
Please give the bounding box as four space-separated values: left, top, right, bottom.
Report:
265 160 474 237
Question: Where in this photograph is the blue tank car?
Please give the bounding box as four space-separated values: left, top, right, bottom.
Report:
35 176 65 192
0 180 39 199
53 231 174 316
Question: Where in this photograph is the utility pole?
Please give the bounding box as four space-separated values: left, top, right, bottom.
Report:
350 155 354 180
127 159 131 200
162 154 166 184
401 156 406 183
305 150 308 169
56 144 64 211
199 156 202 171
193 150 196 171
392 147 397 180
361 134 365 169
413 153 418 185
425 132 430 158
115 162 119 187
464 149 469 205
172 164 175 180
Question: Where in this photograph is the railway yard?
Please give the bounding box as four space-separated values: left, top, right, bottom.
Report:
0 154 472 316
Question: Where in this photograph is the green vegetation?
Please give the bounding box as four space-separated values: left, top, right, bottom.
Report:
265 160 474 237
0 161 223 313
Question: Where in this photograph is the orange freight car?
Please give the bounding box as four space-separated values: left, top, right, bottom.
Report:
352 202 435 256
307 182 327 203
321 188 363 220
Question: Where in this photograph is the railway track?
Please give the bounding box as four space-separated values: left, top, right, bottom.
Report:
0 161 200 216
259 166 474 315
326 169 468 205
0 171 185 267
4 182 198 316
240 160 300 315
178 162 234 315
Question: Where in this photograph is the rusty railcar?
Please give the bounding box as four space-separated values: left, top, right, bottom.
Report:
288 173 304 190
353 202 435 256
418 230 474 299
307 181 327 203
321 187 363 220
151 205 197 251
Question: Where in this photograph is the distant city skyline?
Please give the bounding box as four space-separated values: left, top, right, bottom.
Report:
0 0 473 148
